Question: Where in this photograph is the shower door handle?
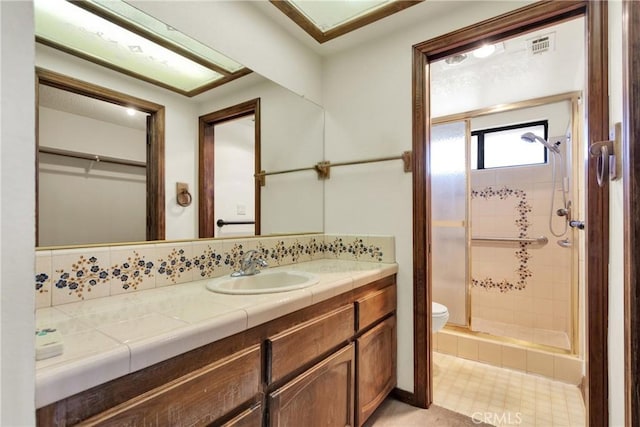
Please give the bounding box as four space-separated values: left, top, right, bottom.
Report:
589 122 621 187
589 140 613 187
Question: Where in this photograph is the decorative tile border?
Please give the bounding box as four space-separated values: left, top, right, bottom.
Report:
471 186 533 293
35 233 395 307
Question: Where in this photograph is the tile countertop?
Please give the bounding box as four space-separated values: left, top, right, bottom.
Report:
35 259 398 409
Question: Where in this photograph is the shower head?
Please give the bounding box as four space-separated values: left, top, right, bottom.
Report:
521 132 560 153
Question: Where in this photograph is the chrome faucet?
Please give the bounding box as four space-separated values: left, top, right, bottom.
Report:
231 249 268 277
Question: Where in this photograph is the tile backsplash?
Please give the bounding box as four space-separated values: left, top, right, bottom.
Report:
35 233 395 308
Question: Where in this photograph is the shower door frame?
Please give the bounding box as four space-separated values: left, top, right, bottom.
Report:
431 91 582 354
410 2 610 426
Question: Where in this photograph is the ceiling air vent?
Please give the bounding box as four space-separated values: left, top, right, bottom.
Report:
528 33 555 55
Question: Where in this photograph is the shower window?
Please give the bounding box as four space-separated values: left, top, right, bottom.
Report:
471 120 548 169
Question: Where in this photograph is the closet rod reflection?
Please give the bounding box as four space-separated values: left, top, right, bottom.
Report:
39 147 147 168
472 236 548 244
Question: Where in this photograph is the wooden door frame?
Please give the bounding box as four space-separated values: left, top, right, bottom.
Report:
198 98 261 238
410 2 610 425
35 68 165 244
623 1 640 425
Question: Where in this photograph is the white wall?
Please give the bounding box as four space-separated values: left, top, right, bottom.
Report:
323 0 531 393
607 1 624 424
214 117 255 238
0 1 35 424
36 44 200 241
130 0 323 105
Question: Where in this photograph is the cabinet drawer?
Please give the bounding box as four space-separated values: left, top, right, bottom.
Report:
355 285 396 331
267 304 354 384
80 345 261 426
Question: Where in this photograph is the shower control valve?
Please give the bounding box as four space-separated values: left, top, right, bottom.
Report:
569 220 585 230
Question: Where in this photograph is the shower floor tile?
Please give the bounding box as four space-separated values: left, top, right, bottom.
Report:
472 317 571 350
434 352 585 426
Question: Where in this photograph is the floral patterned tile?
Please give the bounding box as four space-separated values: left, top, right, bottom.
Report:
223 238 261 273
155 242 194 287
365 235 395 263
191 240 228 280
323 234 384 262
35 250 52 309
305 234 326 261
41 234 397 307
109 245 156 295
256 236 292 267
471 186 533 293
51 248 111 305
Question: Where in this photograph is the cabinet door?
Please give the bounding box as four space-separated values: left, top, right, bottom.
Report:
80 345 261 426
356 316 396 427
269 344 355 427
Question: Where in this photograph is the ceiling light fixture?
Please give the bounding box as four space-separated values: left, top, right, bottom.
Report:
444 53 468 66
472 44 496 58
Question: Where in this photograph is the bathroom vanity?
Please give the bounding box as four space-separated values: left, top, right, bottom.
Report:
35 261 397 426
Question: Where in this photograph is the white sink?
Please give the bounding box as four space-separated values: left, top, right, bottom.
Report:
206 270 319 295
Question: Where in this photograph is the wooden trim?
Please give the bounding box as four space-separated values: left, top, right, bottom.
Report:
269 0 422 44
147 110 165 241
412 1 586 61
623 1 640 425
35 68 165 242
584 3 610 425
198 99 261 238
411 41 431 409
411 2 610 422
35 76 40 246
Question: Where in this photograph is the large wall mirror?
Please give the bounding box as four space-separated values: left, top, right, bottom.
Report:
35 2 325 248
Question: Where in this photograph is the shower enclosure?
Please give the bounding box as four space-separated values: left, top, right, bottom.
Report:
430 93 582 353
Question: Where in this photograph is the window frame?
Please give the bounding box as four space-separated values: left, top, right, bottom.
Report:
471 120 549 170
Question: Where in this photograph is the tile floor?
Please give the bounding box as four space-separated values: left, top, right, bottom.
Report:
432 352 585 426
472 318 571 350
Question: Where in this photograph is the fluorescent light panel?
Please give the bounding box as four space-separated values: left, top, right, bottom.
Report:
87 0 244 73
34 0 244 94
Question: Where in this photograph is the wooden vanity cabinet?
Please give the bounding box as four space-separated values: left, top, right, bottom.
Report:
37 275 397 427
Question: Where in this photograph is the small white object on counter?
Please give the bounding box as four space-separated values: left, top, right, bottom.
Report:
36 328 64 360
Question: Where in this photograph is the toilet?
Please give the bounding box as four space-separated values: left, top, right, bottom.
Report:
432 302 449 332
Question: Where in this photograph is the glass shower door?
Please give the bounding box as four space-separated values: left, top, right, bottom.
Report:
430 121 469 326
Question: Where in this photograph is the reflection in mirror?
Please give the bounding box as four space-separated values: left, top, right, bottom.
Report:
35 39 324 248
196 73 325 239
36 68 166 248
38 85 148 246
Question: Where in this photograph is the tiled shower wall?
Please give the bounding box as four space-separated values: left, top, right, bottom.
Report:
35 234 395 308
470 164 573 343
